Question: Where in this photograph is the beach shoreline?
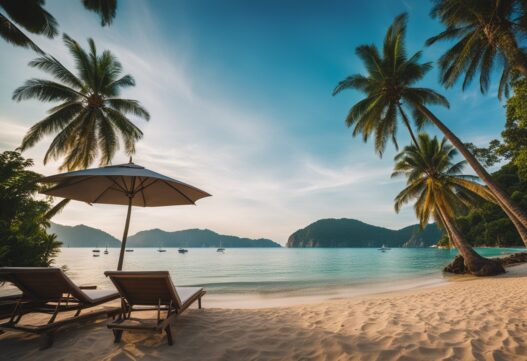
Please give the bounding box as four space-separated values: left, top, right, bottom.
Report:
3 264 527 360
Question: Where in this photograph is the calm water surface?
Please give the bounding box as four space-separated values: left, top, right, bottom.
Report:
3 247 523 307
59 248 523 290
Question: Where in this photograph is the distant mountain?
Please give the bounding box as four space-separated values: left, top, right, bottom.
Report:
49 223 281 248
49 223 121 248
286 218 442 248
127 228 281 248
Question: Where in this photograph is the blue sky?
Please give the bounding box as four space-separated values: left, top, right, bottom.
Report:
0 0 506 244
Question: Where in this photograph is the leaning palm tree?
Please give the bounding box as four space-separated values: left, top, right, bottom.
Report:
427 0 527 98
333 13 527 245
393 134 505 276
0 0 117 53
13 34 149 170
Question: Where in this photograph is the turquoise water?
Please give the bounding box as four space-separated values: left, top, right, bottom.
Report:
2 247 523 306
51 247 523 294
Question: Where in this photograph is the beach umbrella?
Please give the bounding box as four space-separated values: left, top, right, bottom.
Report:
39 160 211 270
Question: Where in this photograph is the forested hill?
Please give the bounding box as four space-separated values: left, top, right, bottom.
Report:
50 223 281 248
50 223 121 247
287 218 442 248
127 228 280 248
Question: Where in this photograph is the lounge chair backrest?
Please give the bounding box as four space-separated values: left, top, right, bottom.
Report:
104 271 182 307
0 267 87 302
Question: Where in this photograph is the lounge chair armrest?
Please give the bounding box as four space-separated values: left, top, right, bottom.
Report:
79 285 97 290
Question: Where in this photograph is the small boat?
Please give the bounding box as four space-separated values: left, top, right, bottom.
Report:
126 249 134 252
158 241 166 253
378 244 391 252
178 248 188 254
93 254 100 257
217 241 225 253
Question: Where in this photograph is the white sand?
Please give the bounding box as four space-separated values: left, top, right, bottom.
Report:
3 266 527 361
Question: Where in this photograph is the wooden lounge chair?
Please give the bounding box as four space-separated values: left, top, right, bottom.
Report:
0 267 120 349
104 271 206 345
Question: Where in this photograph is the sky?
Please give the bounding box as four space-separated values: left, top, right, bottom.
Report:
0 0 507 245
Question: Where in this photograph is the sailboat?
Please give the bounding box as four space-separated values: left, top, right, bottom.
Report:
92 243 100 253
104 244 109 254
217 240 225 253
378 244 391 252
158 241 167 252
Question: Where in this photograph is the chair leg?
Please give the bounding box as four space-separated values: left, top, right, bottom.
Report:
39 332 54 350
112 329 123 343
198 297 202 309
165 325 173 346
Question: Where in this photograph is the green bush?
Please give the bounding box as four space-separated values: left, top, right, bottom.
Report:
0 151 61 266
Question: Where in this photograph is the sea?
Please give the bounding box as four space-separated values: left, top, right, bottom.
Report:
8 247 519 308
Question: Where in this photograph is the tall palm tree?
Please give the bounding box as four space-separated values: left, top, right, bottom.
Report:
393 134 505 276
333 13 527 246
332 13 443 156
426 0 527 98
0 0 117 53
13 34 149 170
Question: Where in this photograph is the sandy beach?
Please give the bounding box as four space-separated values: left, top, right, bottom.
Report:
1 265 526 361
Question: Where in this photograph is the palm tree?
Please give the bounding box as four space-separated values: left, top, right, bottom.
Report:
426 0 527 98
332 13 443 156
393 134 505 276
0 0 117 53
333 13 527 246
13 34 149 170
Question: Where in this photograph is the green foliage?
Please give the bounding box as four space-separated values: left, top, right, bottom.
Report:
464 78 527 174
14 34 149 170
502 78 527 179
447 163 527 247
0 151 61 266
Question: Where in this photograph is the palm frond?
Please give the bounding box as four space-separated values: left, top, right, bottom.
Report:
20 102 83 150
0 12 44 53
106 98 150 120
82 0 117 26
12 79 84 102
0 0 58 37
29 55 83 89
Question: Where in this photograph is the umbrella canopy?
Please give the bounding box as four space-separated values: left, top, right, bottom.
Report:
40 161 211 270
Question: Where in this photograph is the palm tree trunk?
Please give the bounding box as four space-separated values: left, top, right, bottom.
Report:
398 105 419 148
496 31 527 78
438 207 505 276
501 204 527 244
435 210 454 248
415 104 527 246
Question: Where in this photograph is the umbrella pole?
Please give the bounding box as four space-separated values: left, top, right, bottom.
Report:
117 197 133 270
